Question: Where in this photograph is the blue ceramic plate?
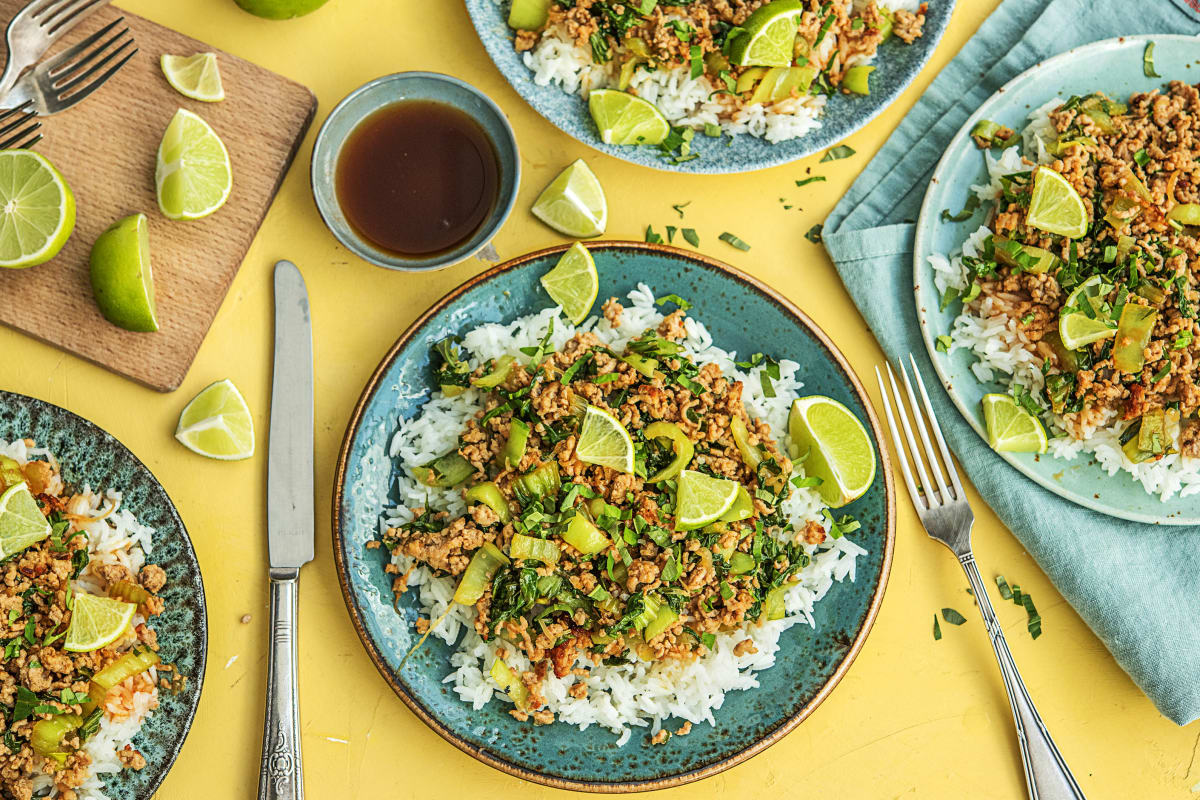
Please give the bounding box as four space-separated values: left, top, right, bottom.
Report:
333 242 895 790
914 35 1200 526
0 392 207 798
462 0 955 174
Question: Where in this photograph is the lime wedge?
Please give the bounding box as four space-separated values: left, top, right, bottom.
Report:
175 379 255 460
982 393 1047 453
161 53 225 102
675 469 739 530
1026 167 1088 239
233 0 330 19
727 0 805 67
575 405 634 474
587 89 670 146
89 213 158 333
155 108 233 221
64 593 136 653
0 150 75 269
1058 275 1116 350
540 243 598 324
0 482 51 560
788 395 876 508
531 159 607 238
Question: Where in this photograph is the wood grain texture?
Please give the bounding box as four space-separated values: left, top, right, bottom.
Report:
0 0 316 392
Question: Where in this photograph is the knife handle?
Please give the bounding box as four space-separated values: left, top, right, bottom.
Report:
258 569 304 800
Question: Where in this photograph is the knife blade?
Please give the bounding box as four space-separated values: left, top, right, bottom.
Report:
267 260 314 572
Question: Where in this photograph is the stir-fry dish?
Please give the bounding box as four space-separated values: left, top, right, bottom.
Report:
507 0 927 152
0 444 167 800
935 80 1200 498
375 285 868 735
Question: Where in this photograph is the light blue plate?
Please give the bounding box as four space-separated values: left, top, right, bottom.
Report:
914 35 1200 526
463 1 955 174
333 243 896 790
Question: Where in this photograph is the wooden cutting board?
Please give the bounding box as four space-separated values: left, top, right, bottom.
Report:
0 1 316 392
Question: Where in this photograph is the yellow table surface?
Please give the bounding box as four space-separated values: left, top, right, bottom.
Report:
1 0 1197 796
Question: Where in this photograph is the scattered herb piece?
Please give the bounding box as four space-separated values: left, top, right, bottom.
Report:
791 475 822 488
665 225 677 243
719 232 750 251
645 225 663 244
820 144 855 162
795 176 826 187
932 613 942 640
704 122 721 137
671 201 691 218
935 335 952 353
655 294 692 310
1133 148 1151 167
804 223 823 244
941 607 967 626
682 228 700 247
940 195 981 223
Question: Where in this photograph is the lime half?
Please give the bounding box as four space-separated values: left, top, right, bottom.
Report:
90 213 158 332
982 393 1047 453
1026 167 1088 239
233 0 330 18
531 159 607 238
788 395 877 508
675 470 739 530
155 108 233 221
64 593 136 653
175 379 255 460
727 0 805 67
0 150 75 269
1058 275 1116 350
575 405 634 474
540 243 598 324
587 89 670 146
0 482 51 560
161 53 225 102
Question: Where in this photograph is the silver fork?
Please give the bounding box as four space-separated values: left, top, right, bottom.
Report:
876 355 1087 800
4 15 134 115
0 0 112 99
0 99 39 148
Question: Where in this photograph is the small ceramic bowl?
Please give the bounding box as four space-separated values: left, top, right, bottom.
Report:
311 72 520 271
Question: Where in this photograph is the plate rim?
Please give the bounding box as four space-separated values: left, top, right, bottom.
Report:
331 240 897 791
912 33 1200 527
461 0 957 174
0 389 209 798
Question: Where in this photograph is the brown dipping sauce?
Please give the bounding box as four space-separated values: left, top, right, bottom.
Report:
335 100 500 257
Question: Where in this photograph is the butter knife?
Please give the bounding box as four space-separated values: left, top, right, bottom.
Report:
258 260 314 800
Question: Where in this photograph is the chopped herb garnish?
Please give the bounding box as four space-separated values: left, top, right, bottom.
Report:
1151 363 1171 383
671 201 691 218
791 475 822 488
1143 42 1160 78
655 294 692 310
689 44 702 79
941 607 967 626
795 176 826 187
718 232 750 251
1133 148 1150 167
1174 330 1193 350
645 225 663 244
932 614 942 640
935 335 952 353
804 223 823 244
820 144 855 162
682 228 700 247
703 122 722 138
940 194 981 223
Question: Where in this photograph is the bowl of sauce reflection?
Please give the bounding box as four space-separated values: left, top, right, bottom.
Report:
311 72 520 271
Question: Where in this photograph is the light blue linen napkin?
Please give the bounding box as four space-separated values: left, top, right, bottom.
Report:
823 0 1200 725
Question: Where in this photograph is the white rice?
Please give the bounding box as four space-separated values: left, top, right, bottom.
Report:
0 439 159 800
928 106 1200 502
510 0 920 145
381 284 867 740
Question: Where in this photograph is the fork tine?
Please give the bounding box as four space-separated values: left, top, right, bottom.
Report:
48 24 130 84
51 35 133 96
42 0 109 36
0 100 36 126
885 362 939 508
0 116 42 150
49 46 134 108
908 353 967 500
898 358 951 502
41 16 121 72
875 367 925 510
27 0 74 21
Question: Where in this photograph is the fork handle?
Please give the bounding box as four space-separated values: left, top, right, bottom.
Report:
960 555 1087 800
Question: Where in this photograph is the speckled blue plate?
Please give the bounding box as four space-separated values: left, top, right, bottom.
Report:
0 392 207 798
463 0 954 174
914 35 1200 526
333 242 895 791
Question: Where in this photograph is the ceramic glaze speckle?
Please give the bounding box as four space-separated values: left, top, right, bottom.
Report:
333 242 895 790
914 35 1200 525
0 392 207 799
462 0 955 174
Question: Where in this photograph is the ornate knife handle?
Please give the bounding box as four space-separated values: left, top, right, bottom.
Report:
259 569 303 800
